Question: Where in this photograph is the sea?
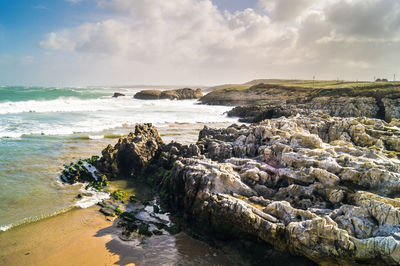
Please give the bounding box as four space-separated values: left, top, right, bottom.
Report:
0 86 236 232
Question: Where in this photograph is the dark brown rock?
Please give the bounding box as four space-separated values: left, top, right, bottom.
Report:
112 92 125 98
96 123 165 178
134 90 162 100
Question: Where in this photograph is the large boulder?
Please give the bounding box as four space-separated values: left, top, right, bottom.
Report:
96 123 165 178
134 90 162 100
112 92 125 98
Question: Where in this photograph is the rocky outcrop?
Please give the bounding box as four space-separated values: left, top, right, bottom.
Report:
69 116 400 265
227 97 379 123
112 92 125 98
134 88 203 100
160 88 203 100
162 116 400 264
96 123 165 179
133 90 162 100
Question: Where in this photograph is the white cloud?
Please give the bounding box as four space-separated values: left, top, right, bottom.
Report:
33 0 400 85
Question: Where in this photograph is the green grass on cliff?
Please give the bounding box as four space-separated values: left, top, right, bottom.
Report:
209 79 400 93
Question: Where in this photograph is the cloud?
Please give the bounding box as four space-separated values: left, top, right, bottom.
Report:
34 0 400 85
325 0 400 39
40 0 292 65
258 0 317 22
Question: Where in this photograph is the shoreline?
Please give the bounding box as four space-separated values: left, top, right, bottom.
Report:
0 121 243 266
0 206 120 266
0 202 236 265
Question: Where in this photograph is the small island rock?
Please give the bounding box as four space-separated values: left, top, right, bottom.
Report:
134 88 203 100
112 92 126 98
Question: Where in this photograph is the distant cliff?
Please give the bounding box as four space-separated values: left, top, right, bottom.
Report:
201 80 400 122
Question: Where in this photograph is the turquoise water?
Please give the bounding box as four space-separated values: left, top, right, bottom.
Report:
0 86 107 102
0 86 236 231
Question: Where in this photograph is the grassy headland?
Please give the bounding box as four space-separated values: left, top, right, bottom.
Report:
201 79 400 106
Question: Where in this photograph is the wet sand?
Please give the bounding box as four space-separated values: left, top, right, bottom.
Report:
0 206 234 266
0 207 121 266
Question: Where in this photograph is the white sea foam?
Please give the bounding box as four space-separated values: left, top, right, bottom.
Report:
74 187 110 209
0 97 129 114
0 224 12 232
0 206 75 232
88 135 104 140
0 97 236 139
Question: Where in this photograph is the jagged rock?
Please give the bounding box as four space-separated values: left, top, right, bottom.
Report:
67 118 400 264
163 116 400 264
96 123 165 178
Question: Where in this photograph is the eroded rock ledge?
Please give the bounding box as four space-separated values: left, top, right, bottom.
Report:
66 117 400 265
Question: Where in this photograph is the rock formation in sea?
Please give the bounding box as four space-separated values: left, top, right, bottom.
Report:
134 88 203 100
112 92 126 98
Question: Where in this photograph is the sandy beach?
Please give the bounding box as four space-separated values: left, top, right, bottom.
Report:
0 203 235 266
0 206 122 266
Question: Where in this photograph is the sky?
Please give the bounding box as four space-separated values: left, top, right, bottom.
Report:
0 0 399 86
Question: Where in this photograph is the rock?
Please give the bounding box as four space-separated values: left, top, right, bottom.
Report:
161 88 203 100
383 98 400 122
134 88 203 100
134 90 162 100
63 118 400 264
100 207 116 216
96 123 165 179
208 82 400 122
117 200 178 240
161 116 400 264
112 92 125 98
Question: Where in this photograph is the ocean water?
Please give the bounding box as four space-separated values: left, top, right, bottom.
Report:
0 86 236 231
